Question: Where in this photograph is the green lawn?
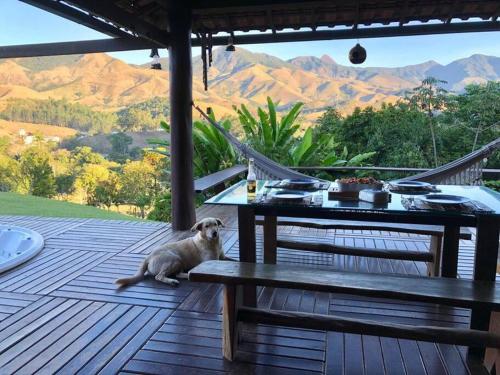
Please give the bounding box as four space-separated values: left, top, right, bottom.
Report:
0 192 140 220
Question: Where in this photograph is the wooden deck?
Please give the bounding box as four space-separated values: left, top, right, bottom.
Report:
0 206 490 374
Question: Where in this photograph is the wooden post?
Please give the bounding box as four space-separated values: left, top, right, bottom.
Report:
427 234 443 277
223 284 243 361
470 215 499 359
263 215 277 264
441 225 460 278
168 4 196 230
238 206 257 306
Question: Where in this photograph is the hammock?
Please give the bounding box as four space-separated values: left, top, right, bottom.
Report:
193 104 499 185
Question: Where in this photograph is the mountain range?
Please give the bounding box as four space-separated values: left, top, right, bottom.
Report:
0 48 498 121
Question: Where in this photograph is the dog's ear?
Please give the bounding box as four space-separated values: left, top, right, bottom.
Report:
216 218 225 228
191 220 203 232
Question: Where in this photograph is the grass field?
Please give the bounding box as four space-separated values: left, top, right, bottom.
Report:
0 192 140 221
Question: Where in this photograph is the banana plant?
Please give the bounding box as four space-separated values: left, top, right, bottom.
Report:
234 97 302 163
322 146 376 166
192 112 237 177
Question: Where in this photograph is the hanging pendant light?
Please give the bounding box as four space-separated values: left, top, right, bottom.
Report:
150 48 162 70
349 43 366 64
225 35 235 52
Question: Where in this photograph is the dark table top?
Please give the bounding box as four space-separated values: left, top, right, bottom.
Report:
206 180 500 220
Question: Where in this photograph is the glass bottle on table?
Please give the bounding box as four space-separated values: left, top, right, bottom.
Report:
247 158 257 199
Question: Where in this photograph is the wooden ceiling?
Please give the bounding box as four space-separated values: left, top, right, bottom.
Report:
3 0 498 59
94 0 499 34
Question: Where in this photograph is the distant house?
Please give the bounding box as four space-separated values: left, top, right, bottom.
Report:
23 135 34 145
19 131 61 145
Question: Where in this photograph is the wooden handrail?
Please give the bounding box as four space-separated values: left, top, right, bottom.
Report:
290 166 500 178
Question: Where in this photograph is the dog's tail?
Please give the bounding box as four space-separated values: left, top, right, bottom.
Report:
115 260 148 287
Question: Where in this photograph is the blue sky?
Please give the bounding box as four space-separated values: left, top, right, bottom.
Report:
1 0 499 67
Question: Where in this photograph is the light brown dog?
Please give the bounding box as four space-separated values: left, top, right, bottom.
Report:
115 217 231 287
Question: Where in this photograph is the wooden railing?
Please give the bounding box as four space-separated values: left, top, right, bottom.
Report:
291 166 500 180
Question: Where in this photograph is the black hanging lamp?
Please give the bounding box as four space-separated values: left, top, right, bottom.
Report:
225 35 235 52
349 43 366 64
150 48 162 70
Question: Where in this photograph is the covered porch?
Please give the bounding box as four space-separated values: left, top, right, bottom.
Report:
1 1 500 374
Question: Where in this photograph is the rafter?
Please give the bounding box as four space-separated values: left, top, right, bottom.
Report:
20 0 132 38
64 0 169 45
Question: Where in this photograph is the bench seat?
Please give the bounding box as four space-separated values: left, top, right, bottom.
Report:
189 260 500 369
194 165 247 193
256 217 471 277
190 261 499 309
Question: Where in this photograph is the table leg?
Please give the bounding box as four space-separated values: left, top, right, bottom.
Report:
441 225 460 278
237 206 257 307
263 215 277 264
470 215 499 359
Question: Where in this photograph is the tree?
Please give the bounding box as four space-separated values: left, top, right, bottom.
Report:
147 191 172 222
447 82 500 152
120 160 161 218
108 132 133 163
75 164 110 205
72 146 106 166
19 146 56 197
0 155 22 192
118 108 156 132
93 173 122 210
55 174 76 198
406 77 450 167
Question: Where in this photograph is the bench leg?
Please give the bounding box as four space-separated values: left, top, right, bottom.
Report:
484 312 500 373
238 206 257 307
223 284 242 361
441 225 460 278
264 215 277 264
427 235 442 277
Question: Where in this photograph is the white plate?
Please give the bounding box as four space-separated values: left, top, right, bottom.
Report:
271 190 312 201
420 194 471 205
282 179 318 188
390 181 432 189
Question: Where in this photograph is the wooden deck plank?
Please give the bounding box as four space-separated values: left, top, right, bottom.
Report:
0 212 490 374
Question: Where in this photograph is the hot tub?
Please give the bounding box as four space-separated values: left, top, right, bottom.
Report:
0 225 44 273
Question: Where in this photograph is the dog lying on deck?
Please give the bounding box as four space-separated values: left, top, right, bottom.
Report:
115 217 233 287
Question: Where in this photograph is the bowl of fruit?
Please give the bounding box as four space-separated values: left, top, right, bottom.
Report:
336 177 383 192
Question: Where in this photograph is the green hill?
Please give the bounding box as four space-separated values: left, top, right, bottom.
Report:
0 192 139 220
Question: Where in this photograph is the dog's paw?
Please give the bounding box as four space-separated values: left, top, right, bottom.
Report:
169 279 180 287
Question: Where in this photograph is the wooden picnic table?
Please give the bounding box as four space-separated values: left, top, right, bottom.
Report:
205 180 500 340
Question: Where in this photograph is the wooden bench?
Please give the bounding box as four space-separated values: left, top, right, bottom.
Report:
189 261 500 371
255 218 472 277
194 165 247 194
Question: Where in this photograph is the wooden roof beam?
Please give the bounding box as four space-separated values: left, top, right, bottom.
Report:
1 20 498 59
20 0 133 38
206 20 500 45
65 0 170 46
0 38 160 59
